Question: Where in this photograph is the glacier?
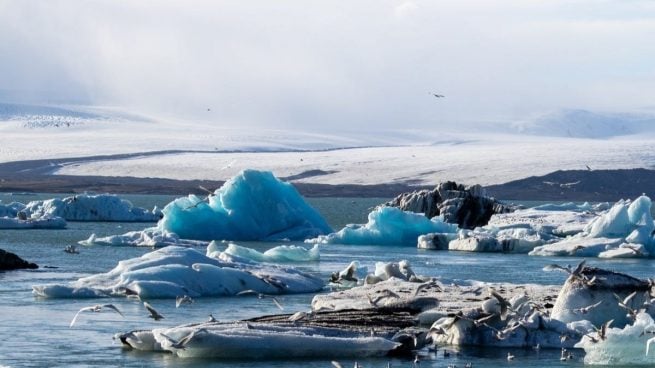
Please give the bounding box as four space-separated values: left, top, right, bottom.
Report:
158 170 332 241
307 206 458 246
32 245 324 299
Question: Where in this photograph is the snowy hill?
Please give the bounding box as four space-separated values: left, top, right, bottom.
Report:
512 109 655 139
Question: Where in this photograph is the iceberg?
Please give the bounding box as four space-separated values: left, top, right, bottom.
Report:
32 246 324 299
158 170 332 241
307 206 458 246
220 242 320 263
117 322 399 358
530 195 655 258
0 201 25 217
78 229 207 248
576 312 655 365
23 194 161 222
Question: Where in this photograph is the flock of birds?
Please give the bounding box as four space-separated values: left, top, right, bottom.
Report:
69 289 284 328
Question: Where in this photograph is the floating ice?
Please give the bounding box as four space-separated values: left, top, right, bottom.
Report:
532 202 609 212
530 195 655 258
118 322 399 358
0 216 66 229
220 242 320 263
32 246 324 299
0 201 25 217
79 228 207 248
22 194 161 222
488 208 596 237
576 312 655 365
158 170 332 241
307 206 458 246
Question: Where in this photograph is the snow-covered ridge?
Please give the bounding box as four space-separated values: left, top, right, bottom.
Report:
513 109 655 139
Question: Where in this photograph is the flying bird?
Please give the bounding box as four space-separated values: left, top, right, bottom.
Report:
432 93 445 98
144 301 164 320
176 295 194 308
70 304 124 327
236 289 284 310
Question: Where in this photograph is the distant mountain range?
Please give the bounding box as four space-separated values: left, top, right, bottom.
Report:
511 109 655 139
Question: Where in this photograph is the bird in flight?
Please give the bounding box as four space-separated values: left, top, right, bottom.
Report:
432 93 445 98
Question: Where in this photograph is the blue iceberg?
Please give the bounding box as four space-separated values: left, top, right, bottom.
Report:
307 206 458 246
158 170 332 241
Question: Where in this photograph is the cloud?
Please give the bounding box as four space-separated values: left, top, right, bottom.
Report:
0 0 653 130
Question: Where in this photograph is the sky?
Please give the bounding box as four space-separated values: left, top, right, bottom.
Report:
0 0 654 131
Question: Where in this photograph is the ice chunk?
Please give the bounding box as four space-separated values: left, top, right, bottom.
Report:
120 322 399 358
23 194 161 222
158 170 332 241
78 228 207 248
530 195 655 258
32 246 324 298
0 201 25 217
488 208 596 237
221 242 320 262
576 312 655 365
307 206 458 246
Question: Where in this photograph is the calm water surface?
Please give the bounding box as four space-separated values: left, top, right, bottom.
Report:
0 193 652 367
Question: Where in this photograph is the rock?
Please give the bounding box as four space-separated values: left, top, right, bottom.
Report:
0 249 38 270
386 181 513 229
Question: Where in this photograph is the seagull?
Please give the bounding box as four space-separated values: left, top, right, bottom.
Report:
70 304 124 327
236 290 284 310
593 319 614 341
175 295 194 308
507 352 515 361
586 165 592 171
615 291 639 320
144 301 164 320
367 289 401 307
184 185 216 210
543 260 587 281
646 336 655 355
207 314 217 322
432 93 445 98
160 328 208 350
571 301 603 314
414 280 443 296
330 262 358 284
488 288 512 320
64 245 79 254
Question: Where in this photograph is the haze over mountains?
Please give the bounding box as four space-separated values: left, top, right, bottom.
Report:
1 102 654 189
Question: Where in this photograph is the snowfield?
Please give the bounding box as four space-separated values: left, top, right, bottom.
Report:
2 102 655 186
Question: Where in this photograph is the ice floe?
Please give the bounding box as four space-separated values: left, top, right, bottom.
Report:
117 321 399 358
32 245 324 299
158 170 332 241
78 229 207 248
307 206 458 246
220 242 320 263
21 194 161 222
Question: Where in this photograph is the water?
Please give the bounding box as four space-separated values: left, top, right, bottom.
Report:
0 194 653 367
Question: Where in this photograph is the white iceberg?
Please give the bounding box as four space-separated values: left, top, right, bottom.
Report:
530 195 655 258
23 194 161 222
118 322 399 358
219 242 320 263
78 229 207 248
576 312 655 365
32 246 324 299
157 170 332 241
307 206 458 246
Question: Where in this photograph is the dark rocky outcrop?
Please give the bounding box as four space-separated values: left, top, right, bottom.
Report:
0 249 38 270
385 181 513 229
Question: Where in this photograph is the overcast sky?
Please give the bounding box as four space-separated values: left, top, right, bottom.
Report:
1 0 654 130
